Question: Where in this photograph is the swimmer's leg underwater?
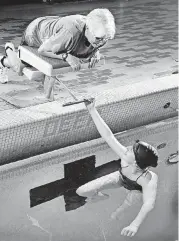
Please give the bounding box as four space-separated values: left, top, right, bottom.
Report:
76 170 142 219
76 171 122 202
111 190 142 220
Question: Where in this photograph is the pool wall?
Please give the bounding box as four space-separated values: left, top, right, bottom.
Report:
0 116 177 179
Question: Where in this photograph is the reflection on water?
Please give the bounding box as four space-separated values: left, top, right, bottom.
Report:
27 214 53 241
166 151 178 164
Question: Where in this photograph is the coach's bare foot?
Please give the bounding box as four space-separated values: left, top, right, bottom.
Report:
45 95 55 101
33 96 52 104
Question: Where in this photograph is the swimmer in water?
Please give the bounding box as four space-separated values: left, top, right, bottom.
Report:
76 98 159 237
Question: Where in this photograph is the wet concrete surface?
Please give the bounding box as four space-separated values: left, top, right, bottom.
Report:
0 0 178 110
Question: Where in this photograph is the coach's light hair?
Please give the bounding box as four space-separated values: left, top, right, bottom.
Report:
86 8 116 39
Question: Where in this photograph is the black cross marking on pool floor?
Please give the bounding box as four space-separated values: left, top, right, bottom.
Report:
30 156 120 211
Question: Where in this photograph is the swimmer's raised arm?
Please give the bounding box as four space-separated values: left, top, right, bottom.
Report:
85 98 127 158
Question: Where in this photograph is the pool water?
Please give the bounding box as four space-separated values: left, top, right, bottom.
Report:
0 118 178 241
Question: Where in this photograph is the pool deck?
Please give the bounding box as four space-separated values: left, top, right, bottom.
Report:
0 0 178 111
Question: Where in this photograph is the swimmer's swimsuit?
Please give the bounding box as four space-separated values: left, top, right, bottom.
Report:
119 159 147 192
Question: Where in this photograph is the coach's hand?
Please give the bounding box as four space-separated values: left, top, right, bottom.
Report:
66 54 81 71
89 51 103 69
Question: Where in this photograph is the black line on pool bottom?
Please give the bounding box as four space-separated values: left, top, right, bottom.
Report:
29 156 121 211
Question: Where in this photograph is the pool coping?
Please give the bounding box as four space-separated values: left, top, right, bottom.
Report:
0 74 178 128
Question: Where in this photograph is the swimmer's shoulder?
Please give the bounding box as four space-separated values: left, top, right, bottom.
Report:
137 170 158 186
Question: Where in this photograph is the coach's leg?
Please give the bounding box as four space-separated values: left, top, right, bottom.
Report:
5 43 25 75
0 55 9 83
44 76 55 101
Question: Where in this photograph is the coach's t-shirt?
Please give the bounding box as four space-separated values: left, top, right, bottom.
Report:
23 15 98 58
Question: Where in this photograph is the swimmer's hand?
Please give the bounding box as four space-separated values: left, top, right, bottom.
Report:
89 51 103 69
84 98 95 111
121 224 139 237
66 54 81 71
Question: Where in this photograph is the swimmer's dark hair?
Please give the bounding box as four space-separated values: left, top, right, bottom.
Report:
133 140 158 169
